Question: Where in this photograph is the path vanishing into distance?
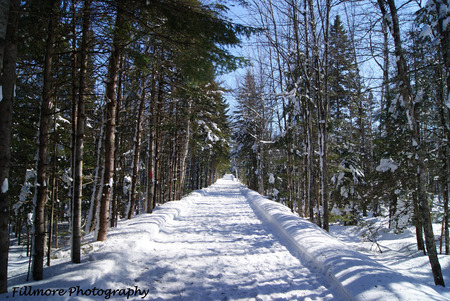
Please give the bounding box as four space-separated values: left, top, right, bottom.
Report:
8 175 445 300
144 175 341 300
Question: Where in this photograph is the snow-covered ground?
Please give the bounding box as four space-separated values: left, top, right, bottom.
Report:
330 218 450 300
3 175 450 300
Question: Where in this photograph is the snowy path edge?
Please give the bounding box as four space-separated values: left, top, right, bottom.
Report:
241 186 445 301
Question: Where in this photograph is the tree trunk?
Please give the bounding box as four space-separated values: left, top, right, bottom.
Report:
152 71 164 209
433 0 450 256
0 0 18 292
176 99 192 200
33 0 58 280
320 0 330 232
413 191 425 252
72 0 91 263
86 121 103 233
146 68 157 213
48 99 58 267
68 1 78 253
111 55 123 228
0 0 10 72
97 6 124 241
128 79 146 219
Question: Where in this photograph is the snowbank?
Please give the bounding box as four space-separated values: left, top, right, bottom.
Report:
241 187 445 301
6 192 201 300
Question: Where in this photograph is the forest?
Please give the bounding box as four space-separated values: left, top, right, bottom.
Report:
231 0 449 287
0 0 448 294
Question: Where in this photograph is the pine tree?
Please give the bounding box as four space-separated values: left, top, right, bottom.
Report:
233 70 265 191
71 0 92 263
0 0 19 292
97 2 125 242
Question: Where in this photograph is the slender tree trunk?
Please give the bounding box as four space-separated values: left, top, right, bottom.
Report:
128 79 146 219
33 0 58 280
439 98 449 254
433 0 450 255
319 0 330 232
54 185 58 248
69 0 78 250
176 99 192 200
0 0 10 72
146 68 157 213
153 71 164 209
86 121 103 233
0 0 18 292
111 55 123 228
72 0 91 263
48 100 58 267
97 6 124 241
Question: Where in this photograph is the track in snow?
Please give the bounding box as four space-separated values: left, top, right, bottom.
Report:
146 176 341 300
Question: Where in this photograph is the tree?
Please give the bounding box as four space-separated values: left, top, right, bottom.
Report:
72 0 92 263
416 0 450 256
233 70 265 191
32 0 59 281
127 73 147 219
328 14 365 225
0 0 19 292
96 2 125 241
377 0 445 287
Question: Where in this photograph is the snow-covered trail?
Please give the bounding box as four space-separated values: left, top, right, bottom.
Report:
5 175 341 301
146 176 339 300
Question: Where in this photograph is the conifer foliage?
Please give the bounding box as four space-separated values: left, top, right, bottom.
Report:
0 0 250 285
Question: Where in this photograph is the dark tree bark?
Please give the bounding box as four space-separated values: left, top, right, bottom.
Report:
72 0 91 263
111 55 123 228
97 5 124 241
146 68 157 213
128 79 146 219
433 0 450 256
320 0 331 232
175 99 192 200
33 0 58 281
0 0 18 292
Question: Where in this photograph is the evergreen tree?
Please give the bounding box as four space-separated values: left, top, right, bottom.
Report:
233 70 265 191
327 15 367 224
0 0 19 292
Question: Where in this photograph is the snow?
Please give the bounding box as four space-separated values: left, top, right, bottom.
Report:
376 158 399 173
210 122 221 132
446 92 450 109
438 3 448 19
268 173 275 184
419 24 432 39
5 175 450 300
1 178 8 193
425 0 435 13
26 212 33 226
56 116 70 125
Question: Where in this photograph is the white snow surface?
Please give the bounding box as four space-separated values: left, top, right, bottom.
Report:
1 178 8 193
4 175 450 300
376 158 398 173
